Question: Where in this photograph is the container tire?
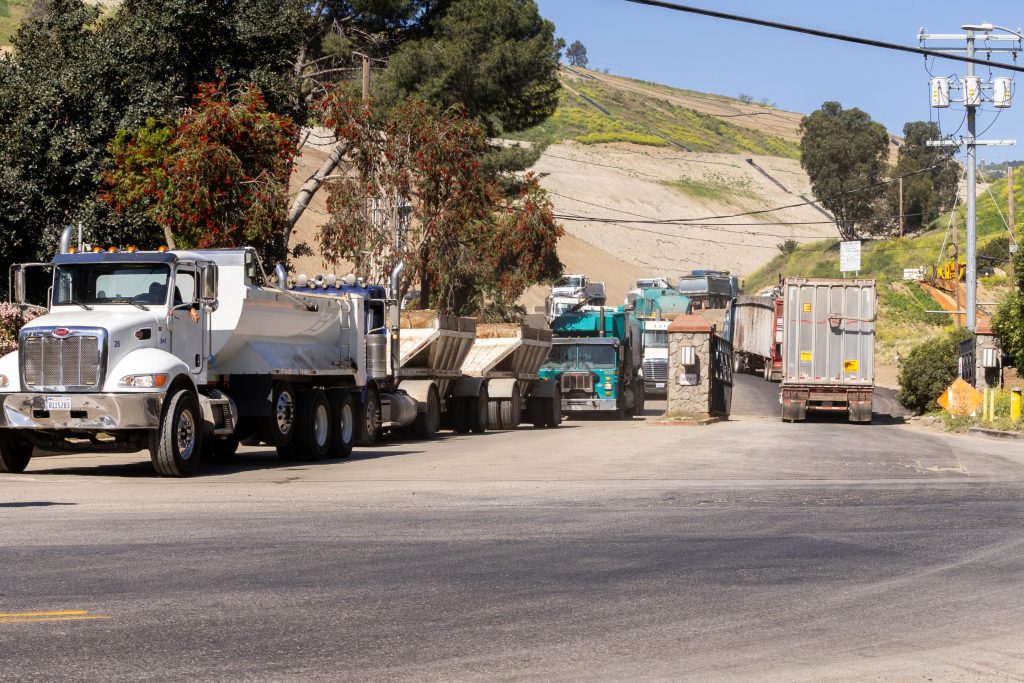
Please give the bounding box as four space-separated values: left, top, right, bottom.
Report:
635 383 646 417
487 399 502 431
149 388 203 477
259 381 298 448
284 389 331 461
355 385 381 446
328 390 356 458
471 386 489 434
529 397 545 428
763 363 772 381
0 431 32 473
413 386 441 440
451 397 471 434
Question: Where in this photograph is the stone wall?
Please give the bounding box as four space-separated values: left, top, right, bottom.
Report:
666 329 712 417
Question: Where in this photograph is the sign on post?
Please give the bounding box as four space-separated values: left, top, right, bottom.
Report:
937 378 984 416
840 240 862 273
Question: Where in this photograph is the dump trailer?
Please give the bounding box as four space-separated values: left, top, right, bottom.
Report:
768 298 784 382
780 278 876 423
288 274 489 442
1 236 373 476
540 306 644 419
460 323 560 430
730 295 776 377
676 271 738 310
633 287 692 398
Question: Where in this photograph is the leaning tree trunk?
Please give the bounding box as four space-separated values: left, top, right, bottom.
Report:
283 139 348 255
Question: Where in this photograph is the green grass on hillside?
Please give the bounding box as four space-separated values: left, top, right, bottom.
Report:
746 173 1019 292
0 0 30 46
511 77 801 158
662 174 759 206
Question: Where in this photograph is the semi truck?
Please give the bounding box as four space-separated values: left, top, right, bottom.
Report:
460 323 560 429
780 278 876 423
545 274 606 322
1 234 386 476
729 295 776 378
540 306 644 419
631 287 692 398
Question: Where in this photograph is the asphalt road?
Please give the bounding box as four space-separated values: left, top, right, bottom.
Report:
2 380 1022 681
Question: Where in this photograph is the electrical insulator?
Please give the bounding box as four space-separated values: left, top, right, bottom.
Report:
993 77 1013 108
930 77 951 108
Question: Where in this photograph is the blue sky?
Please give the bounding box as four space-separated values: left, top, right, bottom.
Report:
536 0 1024 164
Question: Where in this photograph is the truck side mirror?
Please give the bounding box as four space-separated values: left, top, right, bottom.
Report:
12 266 26 305
198 263 218 302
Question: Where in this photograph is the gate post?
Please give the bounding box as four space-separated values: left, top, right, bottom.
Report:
666 315 714 418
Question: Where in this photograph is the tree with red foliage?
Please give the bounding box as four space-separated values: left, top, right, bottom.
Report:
319 87 562 317
103 82 297 260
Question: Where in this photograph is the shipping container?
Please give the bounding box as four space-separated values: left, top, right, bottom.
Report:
730 295 775 375
780 278 876 423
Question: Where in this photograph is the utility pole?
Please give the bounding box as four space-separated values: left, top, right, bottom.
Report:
952 210 962 327
898 176 904 237
921 24 1021 331
1011 165 1017 281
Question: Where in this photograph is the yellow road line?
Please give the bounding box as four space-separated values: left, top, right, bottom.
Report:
0 610 89 618
0 610 110 623
0 615 110 623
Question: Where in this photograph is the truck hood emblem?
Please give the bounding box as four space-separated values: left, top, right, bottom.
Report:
53 328 71 338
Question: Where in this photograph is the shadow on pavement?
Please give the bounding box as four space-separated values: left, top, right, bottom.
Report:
0 501 77 508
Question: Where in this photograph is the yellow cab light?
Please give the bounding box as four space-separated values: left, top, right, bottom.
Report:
125 246 137 253
67 247 78 254
107 246 118 253
157 245 168 252
92 246 103 253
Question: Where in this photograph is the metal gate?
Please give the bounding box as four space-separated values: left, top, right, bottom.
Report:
710 335 733 417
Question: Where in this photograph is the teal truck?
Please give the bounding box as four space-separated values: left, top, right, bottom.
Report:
540 306 644 419
632 288 691 397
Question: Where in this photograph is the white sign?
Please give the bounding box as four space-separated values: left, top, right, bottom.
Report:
840 240 862 273
903 267 925 281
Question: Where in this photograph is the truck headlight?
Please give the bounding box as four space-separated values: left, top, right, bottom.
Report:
118 373 168 388
604 381 613 391
0 374 8 388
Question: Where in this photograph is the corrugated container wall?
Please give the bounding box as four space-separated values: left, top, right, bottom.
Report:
731 295 775 360
781 279 876 386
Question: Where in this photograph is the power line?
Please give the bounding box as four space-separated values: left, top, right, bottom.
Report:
625 1 1024 74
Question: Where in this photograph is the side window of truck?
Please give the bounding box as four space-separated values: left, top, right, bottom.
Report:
175 270 196 305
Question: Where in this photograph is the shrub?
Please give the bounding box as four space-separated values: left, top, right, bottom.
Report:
0 302 24 356
897 328 972 414
777 239 798 255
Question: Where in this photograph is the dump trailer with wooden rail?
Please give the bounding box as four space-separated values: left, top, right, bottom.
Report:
780 278 876 423
460 323 560 430
729 295 776 378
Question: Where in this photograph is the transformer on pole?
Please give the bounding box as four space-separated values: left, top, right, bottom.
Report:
919 23 1021 332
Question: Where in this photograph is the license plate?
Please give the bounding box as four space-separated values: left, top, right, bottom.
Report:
655 383 665 389
45 396 72 411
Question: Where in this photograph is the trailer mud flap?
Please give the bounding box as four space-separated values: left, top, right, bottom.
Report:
781 388 808 422
848 390 873 424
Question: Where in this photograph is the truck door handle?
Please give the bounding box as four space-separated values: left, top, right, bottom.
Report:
195 354 201 368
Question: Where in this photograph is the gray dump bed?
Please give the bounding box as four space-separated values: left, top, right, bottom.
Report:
781 278 875 387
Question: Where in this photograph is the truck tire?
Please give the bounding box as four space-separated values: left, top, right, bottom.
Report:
529 397 545 428
450 398 471 434
259 381 298 448
470 386 489 434
328 390 355 458
487 399 502 431
210 436 240 459
355 385 381 446
0 431 32 473
635 383 646 417
763 363 772 381
283 389 332 461
500 390 522 430
413 386 440 439
150 388 203 477
544 395 562 428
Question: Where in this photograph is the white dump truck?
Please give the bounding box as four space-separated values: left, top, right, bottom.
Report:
460 323 560 429
0 234 391 476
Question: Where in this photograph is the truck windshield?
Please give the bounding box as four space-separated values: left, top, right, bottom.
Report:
53 264 172 306
643 330 668 348
578 345 616 368
544 344 576 369
556 276 584 289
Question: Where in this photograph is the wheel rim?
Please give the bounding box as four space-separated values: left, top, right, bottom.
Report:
314 402 329 449
340 403 354 443
176 409 196 460
276 390 295 436
366 397 378 435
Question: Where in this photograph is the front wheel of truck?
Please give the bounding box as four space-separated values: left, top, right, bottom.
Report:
0 430 33 473
150 388 203 477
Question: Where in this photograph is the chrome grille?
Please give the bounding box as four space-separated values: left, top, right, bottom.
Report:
560 372 594 393
643 359 668 383
21 332 102 390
